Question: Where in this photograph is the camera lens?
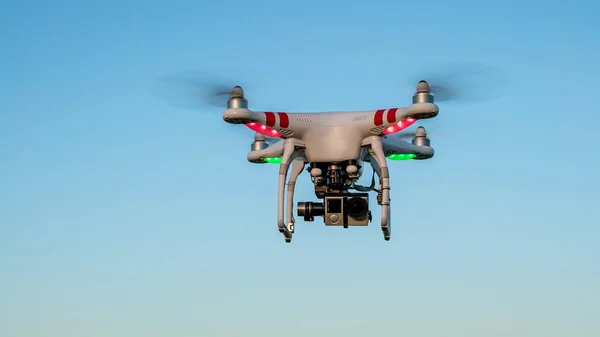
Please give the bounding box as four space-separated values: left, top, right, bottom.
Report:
346 197 368 220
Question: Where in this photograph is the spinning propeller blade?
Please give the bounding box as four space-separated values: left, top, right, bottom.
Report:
408 61 507 102
150 70 247 109
394 131 420 139
393 128 441 139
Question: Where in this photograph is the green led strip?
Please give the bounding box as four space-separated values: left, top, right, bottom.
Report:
386 153 416 160
263 157 283 164
262 154 415 164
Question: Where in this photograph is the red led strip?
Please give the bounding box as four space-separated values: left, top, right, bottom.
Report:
245 122 282 137
382 118 417 135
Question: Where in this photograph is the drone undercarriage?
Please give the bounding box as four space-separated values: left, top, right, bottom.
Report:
308 159 364 197
276 136 392 243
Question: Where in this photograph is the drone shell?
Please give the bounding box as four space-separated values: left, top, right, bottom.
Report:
224 102 438 163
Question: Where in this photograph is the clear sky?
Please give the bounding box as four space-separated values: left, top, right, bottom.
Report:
1 0 599 336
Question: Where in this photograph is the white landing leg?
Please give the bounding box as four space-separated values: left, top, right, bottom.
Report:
277 139 303 243
286 158 306 235
362 136 392 241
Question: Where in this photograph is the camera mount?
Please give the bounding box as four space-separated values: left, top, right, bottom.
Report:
297 192 372 228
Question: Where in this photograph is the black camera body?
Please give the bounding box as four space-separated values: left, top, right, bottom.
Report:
297 192 372 228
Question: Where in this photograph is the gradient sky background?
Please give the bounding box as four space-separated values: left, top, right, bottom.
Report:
1 0 599 336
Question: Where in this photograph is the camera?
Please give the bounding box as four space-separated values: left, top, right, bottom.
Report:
297 193 371 227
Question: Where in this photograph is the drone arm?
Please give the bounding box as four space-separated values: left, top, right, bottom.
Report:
285 158 306 233
380 137 434 159
370 103 438 135
404 102 439 119
362 136 391 241
247 139 285 163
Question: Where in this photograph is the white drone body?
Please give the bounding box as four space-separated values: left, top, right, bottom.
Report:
222 81 439 243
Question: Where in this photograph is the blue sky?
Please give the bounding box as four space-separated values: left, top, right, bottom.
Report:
1 0 599 336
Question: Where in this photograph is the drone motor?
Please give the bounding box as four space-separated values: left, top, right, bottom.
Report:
226 86 248 109
297 201 324 222
250 132 269 152
412 80 434 104
411 126 430 147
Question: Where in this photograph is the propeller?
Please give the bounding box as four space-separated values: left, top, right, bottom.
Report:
394 130 422 139
407 61 507 102
393 127 441 140
150 70 248 109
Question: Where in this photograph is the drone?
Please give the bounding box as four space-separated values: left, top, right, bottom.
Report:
216 80 439 243
153 67 501 243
